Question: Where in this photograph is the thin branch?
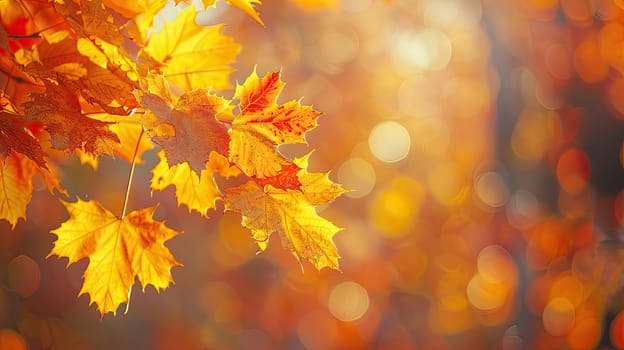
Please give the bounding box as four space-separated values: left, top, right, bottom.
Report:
120 128 144 219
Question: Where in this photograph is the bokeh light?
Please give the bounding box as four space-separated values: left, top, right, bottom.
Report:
543 297 575 336
328 281 369 322
368 121 411 163
475 171 510 209
7 255 40 298
0 329 27 350
337 157 375 198
392 28 452 72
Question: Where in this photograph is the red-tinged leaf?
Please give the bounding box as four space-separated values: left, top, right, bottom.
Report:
236 69 283 114
229 71 321 178
252 161 302 191
0 0 63 51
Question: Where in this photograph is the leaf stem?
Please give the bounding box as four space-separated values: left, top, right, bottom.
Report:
121 128 144 219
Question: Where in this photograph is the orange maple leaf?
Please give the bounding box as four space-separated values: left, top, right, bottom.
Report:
225 181 341 270
24 33 137 112
23 81 120 156
137 76 230 173
0 151 37 229
0 0 63 51
0 53 44 112
0 111 46 168
49 199 182 316
229 70 320 178
55 0 125 46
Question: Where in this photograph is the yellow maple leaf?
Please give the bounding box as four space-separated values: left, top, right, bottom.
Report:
143 6 241 91
151 150 218 217
103 0 168 44
0 152 37 229
49 199 182 316
226 0 264 26
229 70 320 178
293 153 348 205
225 181 341 270
110 123 154 164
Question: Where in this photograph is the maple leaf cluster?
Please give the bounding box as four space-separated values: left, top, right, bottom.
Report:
0 0 345 316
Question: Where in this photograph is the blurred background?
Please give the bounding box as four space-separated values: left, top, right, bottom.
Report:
3 0 624 348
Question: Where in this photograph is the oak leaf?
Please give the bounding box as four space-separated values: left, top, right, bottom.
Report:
229 70 320 178
0 151 37 228
137 76 230 173
225 181 341 270
49 199 182 315
142 6 240 91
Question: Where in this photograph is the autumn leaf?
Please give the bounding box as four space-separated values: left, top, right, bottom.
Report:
49 199 182 315
0 151 37 229
225 181 341 270
229 70 320 178
110 123 154 164
0 111 46 168
24 33 137 111
151 150 221 217
142 6 240 91
252 162 302 190
0 53 44 112
137 77 230 173
293 153 348 205
0 0 63 51
54 0 125 46
23 81 120 156
227 0 264 26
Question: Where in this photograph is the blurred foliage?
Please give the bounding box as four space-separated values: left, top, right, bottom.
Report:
3 0 624 349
